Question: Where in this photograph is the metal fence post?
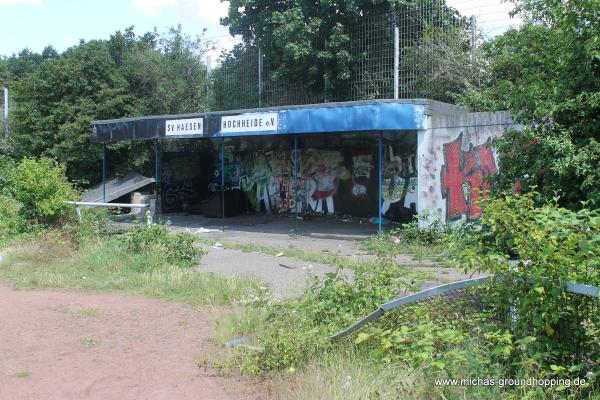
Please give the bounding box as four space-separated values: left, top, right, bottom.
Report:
258 46 263 108
394 25 399 100
294 134 298 234
221 137 225 231
378 132 383 234
155 139 160 217
2 86 8 136
102 144 107 203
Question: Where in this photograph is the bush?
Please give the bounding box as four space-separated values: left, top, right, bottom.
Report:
125 223 204 268
235 255 414 373
0 195 27 245
0 155 16 194
362 212 449 256
10 157 74 226
448 192 600 393
61 207 112 246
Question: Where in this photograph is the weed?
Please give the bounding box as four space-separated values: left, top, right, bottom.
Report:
70 307 100 318
126 223 204 268
362 212 449 258
81 338 99 347
15 371 30 378
0 232 265 307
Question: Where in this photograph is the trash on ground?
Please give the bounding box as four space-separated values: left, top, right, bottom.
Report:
226 337 248 348
279 263 296 269
226 337 263 351
196 227 219 233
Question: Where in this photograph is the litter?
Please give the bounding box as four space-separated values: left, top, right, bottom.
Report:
279 263 296 269
275 252 284 257
212 242 224 249
342 374 352 390
195 227 219 233
226 337 264 351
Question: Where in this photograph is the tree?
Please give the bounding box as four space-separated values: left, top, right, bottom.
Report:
6 40 134 184
219 0 471 105
2 26 211 186
459 0 600 208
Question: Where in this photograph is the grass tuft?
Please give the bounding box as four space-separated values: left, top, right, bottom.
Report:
0 233 265 307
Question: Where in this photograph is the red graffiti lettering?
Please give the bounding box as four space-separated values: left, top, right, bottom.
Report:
441 133 497 221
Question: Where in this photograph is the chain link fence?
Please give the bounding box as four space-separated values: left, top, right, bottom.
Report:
207 1 519 111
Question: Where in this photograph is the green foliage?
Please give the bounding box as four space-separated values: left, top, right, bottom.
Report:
2 26 210 185
125 223 204 268
10 157 74 226
220 0 469 103
231 255 414 373
0 154 15 194
0 195 27 245
401 22 478 103
448 192 600 393
459 0 600 208
62 207 111 245
0 232 260 307
362 212 449 256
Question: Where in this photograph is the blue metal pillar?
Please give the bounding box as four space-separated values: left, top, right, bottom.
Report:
221 137 225 231
378 132 383 234
102 144 107 203
293 134 298 233
155 140 160 214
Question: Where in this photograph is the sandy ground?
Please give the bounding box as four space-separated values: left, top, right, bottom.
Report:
0 284 263 400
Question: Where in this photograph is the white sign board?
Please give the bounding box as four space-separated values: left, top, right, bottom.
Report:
221 113 278 133
165 118 204 136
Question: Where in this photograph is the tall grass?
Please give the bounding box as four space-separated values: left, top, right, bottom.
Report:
268 347 419 400
0 232 263 307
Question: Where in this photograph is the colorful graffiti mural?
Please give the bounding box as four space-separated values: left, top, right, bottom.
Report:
209 139 417 218
213 146 348 215
301 149 348 214
382 146 418 215
351 154 373 197
440 132 498 221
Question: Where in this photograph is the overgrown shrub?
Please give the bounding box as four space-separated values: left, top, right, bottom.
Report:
0 155 16 194
235 255 414 374
61 207 111 246
448 192 600 393
125 224 204 268
10 157 74 226
362 211 449 256
0 195 27 245
229 193 599 398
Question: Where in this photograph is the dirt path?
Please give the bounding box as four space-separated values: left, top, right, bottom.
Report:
0 283 263 400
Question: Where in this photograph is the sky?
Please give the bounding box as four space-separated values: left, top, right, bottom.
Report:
0 0 520 58
0 0 232 57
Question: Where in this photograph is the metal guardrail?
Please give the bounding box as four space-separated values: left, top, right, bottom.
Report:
330 276 600 341
67 201 152 224
68 201 149 208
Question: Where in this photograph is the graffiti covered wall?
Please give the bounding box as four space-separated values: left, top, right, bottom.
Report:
209 134 418 219
418 110 516 222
